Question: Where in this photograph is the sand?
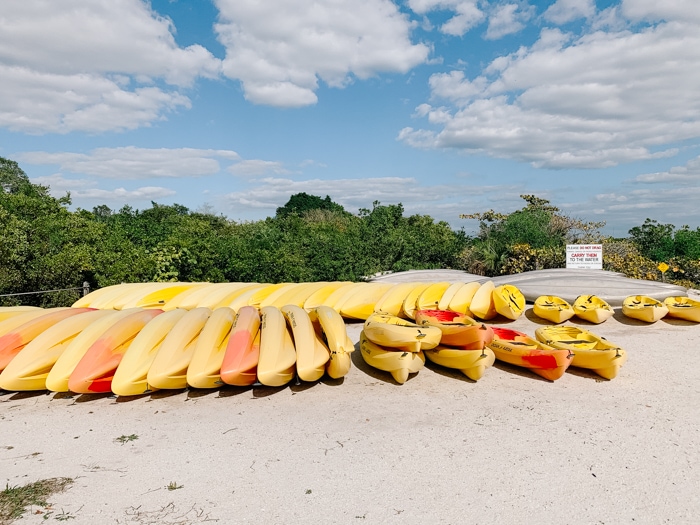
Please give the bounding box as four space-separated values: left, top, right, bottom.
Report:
2 308 700 524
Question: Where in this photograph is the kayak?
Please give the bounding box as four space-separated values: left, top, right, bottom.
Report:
663 296 700 322
469 281 498 320
424 345 495 381
492 284 526 320
622 295 668 323
490 327 573 381
359 331 425 384
572 295 615 324
309 306 354 379
363 313 441 353
535 325 627 380
533 295 575 324
414 309 493 350
220 306 261 387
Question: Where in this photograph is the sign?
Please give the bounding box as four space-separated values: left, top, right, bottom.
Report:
566 244 603 269
657 262 669 274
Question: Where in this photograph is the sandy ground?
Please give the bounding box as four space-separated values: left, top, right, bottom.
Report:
2 307 700 524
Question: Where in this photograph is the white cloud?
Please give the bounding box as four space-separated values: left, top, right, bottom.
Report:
544 0 595 25
73 186 177 201
30 173 176 203
621 0 700 24
633 155 700 184
0 0 221 133
485 3 534 40
408 1 485 36
591 185 700 230
18 147 240 180
228 160 291 177
214 0 430 107
400 13 700 168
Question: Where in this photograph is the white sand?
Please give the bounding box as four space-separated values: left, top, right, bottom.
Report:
2 311 699 524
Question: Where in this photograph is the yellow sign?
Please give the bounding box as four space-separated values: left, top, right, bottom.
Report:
658 262 669 274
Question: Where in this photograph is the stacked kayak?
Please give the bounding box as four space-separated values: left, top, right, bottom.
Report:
360 313 440 384
0 305 353 393
415 309 496 381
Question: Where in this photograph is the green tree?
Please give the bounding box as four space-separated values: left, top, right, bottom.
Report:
670 226 700 259
459 195 604 276
276 192 346 218
628 219 675 261
0 157 102 306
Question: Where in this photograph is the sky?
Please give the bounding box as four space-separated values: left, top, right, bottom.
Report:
2 0 700 237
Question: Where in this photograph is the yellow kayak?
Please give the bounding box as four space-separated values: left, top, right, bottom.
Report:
533 295 575 324
622 295 668 323
186 307 237 389
340 283 395 320
373 282 424 317
147 307 212 390
492 284 525 320
309 305 354 379
424 345 495 381
257 306 296 387
535 325 627 380
415 282 452 312
281 305 329 382
469 281 498 320
111 308 189 396
364 313 441 353
663 296 700 322
0 306 42 323
572 295 615 324
401 283 432 320
359 331 425 384
447 282 481 315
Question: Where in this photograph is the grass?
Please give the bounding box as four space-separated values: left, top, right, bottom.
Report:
0 478 73 525
114 434 139 445
166 482 183 491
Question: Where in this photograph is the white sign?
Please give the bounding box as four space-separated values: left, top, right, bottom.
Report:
566 244 603 269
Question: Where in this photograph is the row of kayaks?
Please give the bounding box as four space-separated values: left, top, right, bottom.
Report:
533 294 700 324
72 281 700 325
0 305 353 394
360 310 627 384
70 280 528 321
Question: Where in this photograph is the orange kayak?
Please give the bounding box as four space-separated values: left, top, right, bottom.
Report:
68 309 163 393
220 306 260 386
490 327 573 381
0 308 94 372
415 309 493 350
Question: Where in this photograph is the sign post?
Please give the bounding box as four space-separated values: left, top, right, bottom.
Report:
566 244 603 269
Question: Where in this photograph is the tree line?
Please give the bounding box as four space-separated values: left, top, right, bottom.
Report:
2 155 699 307
1 157 467 306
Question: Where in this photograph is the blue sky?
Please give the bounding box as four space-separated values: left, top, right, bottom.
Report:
2 0 700 237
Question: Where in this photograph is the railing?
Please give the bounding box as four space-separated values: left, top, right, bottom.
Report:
0 282 90 298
